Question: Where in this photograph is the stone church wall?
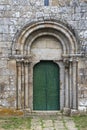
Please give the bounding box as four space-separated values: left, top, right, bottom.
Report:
0 0 87 111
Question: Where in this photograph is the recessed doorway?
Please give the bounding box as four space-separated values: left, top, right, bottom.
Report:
33 61 60 110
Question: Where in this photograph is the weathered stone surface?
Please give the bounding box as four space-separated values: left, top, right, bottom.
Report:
0 0 87 112
30 115 78 130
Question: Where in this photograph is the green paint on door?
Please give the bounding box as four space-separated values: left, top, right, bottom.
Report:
33 61 60 110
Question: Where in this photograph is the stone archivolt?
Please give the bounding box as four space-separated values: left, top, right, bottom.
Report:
12 20 77 55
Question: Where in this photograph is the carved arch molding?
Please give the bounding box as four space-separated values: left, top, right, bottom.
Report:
11 19 78 111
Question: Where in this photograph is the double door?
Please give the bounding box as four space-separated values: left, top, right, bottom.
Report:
33 61 60 110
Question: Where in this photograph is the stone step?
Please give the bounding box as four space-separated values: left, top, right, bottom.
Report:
24 110 62 117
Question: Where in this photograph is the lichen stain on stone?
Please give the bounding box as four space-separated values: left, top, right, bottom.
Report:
52 0 80 7
0 108 23 116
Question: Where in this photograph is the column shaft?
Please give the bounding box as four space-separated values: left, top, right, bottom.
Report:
72 61 77 109
21 62 25 109
60 65 65 109
69 62 73 108
16 61 22 109
28 63 33 110
65 68 69 108
24 62 29 108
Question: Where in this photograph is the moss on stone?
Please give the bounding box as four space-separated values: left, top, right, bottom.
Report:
0 108 23 116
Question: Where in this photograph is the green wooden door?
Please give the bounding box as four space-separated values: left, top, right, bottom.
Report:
33 61 60 110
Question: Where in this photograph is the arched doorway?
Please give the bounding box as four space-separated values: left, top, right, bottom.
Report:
11 19 78 111
33 61 60 110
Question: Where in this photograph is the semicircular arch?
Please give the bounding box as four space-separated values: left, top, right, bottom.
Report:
11 20 78 56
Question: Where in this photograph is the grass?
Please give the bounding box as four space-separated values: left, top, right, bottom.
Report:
73 115 87 130
40 119 44 129
0 117 32 130
0 115 87 130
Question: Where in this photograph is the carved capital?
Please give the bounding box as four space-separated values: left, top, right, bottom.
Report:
10 54 32 64
63 58 70 68
24 60 30 66
72 57 78 63
63 54 78 68
16 60 22 67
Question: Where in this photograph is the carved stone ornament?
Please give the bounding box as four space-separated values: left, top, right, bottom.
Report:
9 54 32 63
63 58 70 68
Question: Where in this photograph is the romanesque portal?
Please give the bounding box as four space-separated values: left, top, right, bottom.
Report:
11 20 78 111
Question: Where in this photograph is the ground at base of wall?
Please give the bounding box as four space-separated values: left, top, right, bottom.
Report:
0 108 87 130
0 108 23 116
73 115 87 130
0 115 78 130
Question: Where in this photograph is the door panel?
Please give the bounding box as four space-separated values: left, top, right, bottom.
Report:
33 61 60 110
33 63 46 110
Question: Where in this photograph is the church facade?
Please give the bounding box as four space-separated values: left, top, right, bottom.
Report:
0 0 87 113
